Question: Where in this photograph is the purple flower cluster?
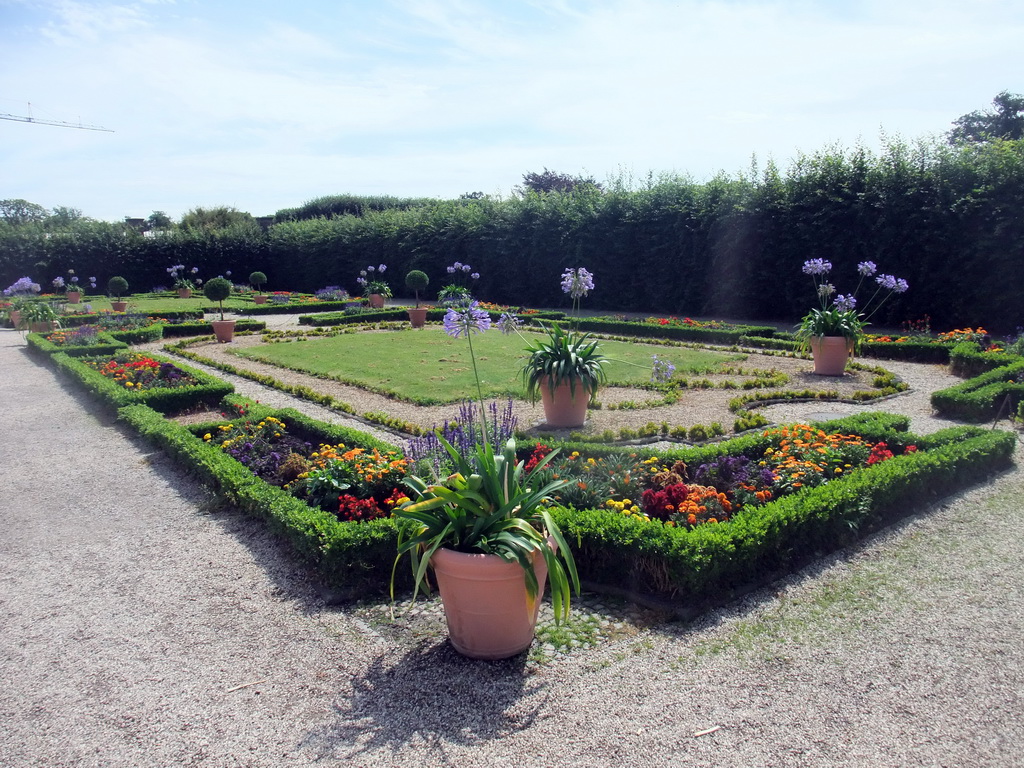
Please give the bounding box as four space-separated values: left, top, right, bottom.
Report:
802 258 832 276
651 355 676 383
446 262 478 279
497 312 521 335
406 400 518 477
561 267 595 299
3 277 41 296
443 301 490 338
314 286 349 301
876 274 909 293
857 261 877 276
834 294 857 311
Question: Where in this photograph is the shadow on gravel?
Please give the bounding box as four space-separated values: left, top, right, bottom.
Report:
299 640 547 764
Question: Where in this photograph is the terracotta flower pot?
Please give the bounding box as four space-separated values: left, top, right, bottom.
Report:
8 310 21 329
66 291 82 304
252 295 268 305
111 301 128 312
28 320 56 334
430 547 549 660
407 307 428 328
809 335 851 375
368 293 385 309
177 288 192 299
539 376 591 428
211 319 236 343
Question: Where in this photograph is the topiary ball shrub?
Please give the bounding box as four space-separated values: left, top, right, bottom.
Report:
204 276 233 320
249 271 267 291
108 276 129 298
405 270 429 306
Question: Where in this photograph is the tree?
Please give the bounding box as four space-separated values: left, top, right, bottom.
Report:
0 199 48 226
47 206 87 227
948 91 1024 144
518 168 603 195
179 206 257 232
147 210 173 230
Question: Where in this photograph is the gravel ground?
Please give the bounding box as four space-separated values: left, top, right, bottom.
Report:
3 323 1024 767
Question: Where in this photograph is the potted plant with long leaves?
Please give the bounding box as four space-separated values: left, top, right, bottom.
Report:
3 277 40 328
520 267 607 428
393 299 580 660
249 271 268 304
108 276 129 312
405 269 430 328
356 264 391 308
203 276 235 342
796 259 909 375
22 300 60 333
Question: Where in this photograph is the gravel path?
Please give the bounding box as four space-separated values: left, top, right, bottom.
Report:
2 325 1023 767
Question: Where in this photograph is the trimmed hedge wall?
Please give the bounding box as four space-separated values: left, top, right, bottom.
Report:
859 341 954 363
930 359 1024 421
50 351 234 413
60 310 205 327
572 317 777 345
160 319 267 337
949 342 1023 378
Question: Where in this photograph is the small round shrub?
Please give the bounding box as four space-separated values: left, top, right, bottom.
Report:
108 276 129 298
249 271 267 290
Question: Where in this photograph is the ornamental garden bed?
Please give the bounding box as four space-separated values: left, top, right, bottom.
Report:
118 398 1014 608
50 350 234 414
27 327 128 357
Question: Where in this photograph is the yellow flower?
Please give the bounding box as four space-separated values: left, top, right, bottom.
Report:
203 433 212 441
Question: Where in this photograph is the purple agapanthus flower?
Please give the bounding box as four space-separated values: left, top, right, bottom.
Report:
857 261 877 276
802 258 832 276
894 278 909 293
561 267 595 299
443 301 490 338
470 272 480 280
651 355 676 383
876 274 905 291
834 294 857 311
817 283 835 298
52 276 65 290
497 312 520 335
378 264 387 273
447 266 456 274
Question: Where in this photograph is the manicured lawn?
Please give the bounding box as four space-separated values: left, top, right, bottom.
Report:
233 327 743 404
61 294 271 314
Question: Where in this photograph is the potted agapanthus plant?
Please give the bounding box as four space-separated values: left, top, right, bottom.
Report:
168 264 200 297
204 276 235 342
405 269 430 328
22 300 60 333
436 261 479 307
393 299 580 660
4 277 41 328
356 264 391 308
521 267 607 428
796 258 909 375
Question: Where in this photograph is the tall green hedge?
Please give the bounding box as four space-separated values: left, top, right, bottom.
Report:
3 137 1022 331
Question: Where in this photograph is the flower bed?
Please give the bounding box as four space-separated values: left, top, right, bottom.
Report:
116 399 1014 606
27 326 128 357
198 411 410 522
49 350 234 413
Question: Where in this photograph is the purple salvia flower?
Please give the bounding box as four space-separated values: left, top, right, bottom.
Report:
802 258 832 276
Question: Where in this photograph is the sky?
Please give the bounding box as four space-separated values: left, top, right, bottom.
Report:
1 0 1022 223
